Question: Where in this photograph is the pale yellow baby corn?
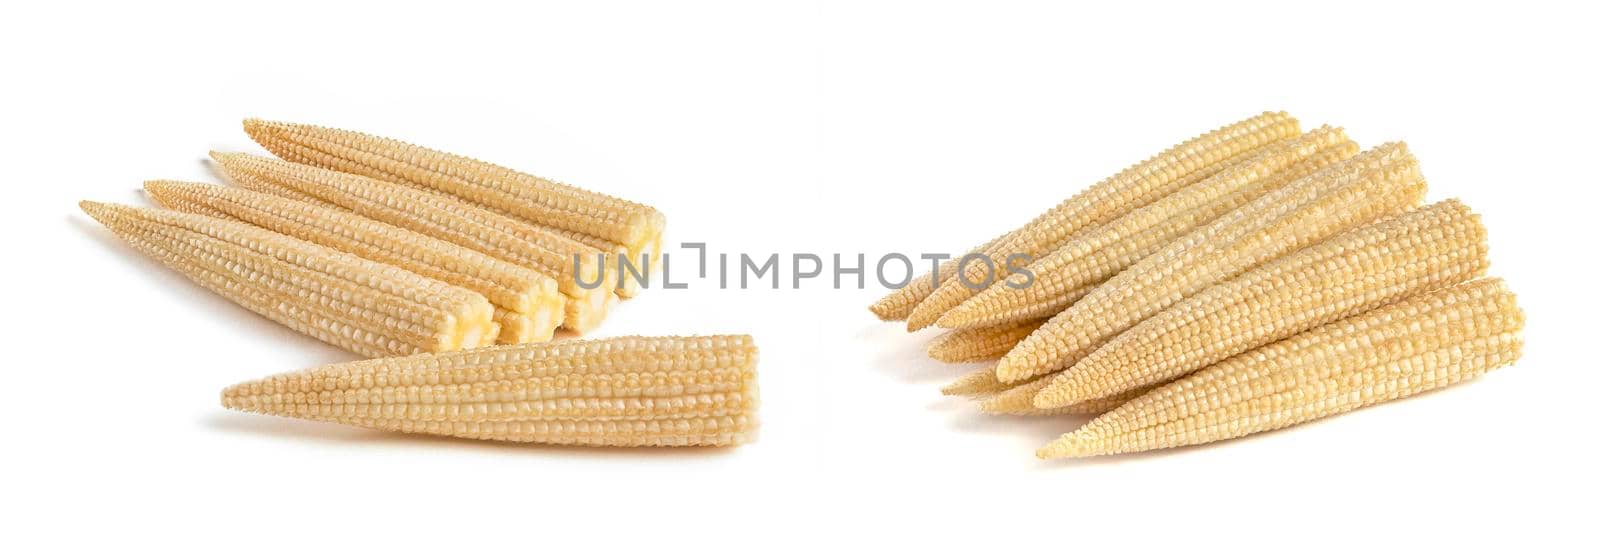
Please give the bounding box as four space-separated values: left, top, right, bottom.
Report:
539 224 656 299
999 142 1426 383
81 201 496 358
926 319 1047 363
901 111 1302 330
209 152 618 333
1034 199 1489 408
1038 278 1524 458
869 231 1014 321
941 128 1359 328
980 379 1149 416
242 119 665 299
940 365 1012 397
143 181 565 343
222 335 760 447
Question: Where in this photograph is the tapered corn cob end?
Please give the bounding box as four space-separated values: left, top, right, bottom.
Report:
926 320 1045 363
221 334 761 447
940 366 1008 397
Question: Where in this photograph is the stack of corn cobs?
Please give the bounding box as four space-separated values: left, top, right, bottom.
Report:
872 111 1524 459
82 120 759 447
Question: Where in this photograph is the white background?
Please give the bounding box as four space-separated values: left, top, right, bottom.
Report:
4 1 1595 530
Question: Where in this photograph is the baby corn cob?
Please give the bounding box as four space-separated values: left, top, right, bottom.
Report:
941 128 1359 328
209 152 618 333
870 231 1014 321
143 181 565 342
539 225 655 299
901 111 1302 330
80 201 495 357
940 364 1012 397
980 379 1149 416
1034 199 1489 407
1038 278 1524 458
222 335 761 447
241 119 665 299
926 319 1047 363
999 142 1426 383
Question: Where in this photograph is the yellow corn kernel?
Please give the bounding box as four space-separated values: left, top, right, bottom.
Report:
999 142 1426 383
901 111 1302 331
221 335 761 447
941 128 1359 328
209 152 617 333
1034 199 1489 407
926 319 1046 363
493 308 556 344
143 181 565 342
1038 278 1523 458
80 201 495 358
241 119 664 299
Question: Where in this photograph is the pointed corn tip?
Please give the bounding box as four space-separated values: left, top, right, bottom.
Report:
867 300 901 321
1036 433 1097 459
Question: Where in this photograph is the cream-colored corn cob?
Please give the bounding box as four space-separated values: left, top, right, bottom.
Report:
901 112 1302 330
209 152 618 333
222 335 761 447
980 379 1149 416
941 128 1359 328
80 201 495 358
999 142 1426 383
926 319 1047 363
869 231 1014 321
1034 199 1489 407
242 119 665 299
143 181 565 343
1038 278 1523 458
940 364 1012 397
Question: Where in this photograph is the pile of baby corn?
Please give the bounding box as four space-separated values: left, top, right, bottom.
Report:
872 112 1524 459
83 120 758 447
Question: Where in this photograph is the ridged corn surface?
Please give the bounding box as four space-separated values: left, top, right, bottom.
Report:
241 119 666 290
210 152 617 331
981 380 1149 416
1035 199 1490 407
81 201 494 358
222 335 760 447
943 129 1358 328
926 320 1047 363
144 180 565 342
869 231 1015 321
1038 278 1524 458
902 111 1302 330
999 142 1426 383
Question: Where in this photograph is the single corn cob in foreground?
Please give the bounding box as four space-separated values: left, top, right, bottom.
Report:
222 335 761 447
209 152 618 333
80 202 495 357
1038 278 1524 459
941 128 1359 328
980 379 1150 416
999 142 1426 383
242 118 665 299
144 181 565 342
1034 199 1489 407
901 111 1302 330
926 319 1047 363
